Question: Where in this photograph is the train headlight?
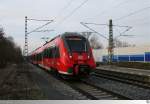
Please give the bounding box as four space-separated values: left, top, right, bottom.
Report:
69 55 72 59
87 54 90 59
69 53 72 59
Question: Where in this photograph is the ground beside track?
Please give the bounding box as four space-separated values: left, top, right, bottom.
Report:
97 65 150 76
0 63 46 99
96 65 150 83
0 63 86 100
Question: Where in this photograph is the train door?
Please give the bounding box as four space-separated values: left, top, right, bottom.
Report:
51 46 56 68
55 46 60 70
51 46 60 70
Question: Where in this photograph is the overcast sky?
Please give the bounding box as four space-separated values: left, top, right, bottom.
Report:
0 0 150 52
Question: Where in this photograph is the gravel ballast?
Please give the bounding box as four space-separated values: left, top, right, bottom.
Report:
85 76 150 99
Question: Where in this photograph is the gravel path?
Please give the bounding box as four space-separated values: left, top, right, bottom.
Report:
0 63 88 99
31 64 88 100
0 63 46 99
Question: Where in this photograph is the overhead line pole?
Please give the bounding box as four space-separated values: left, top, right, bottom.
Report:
24 16 54 57
24 16 28 57
108 19 114 63
80 21 132 63
27 21 53 35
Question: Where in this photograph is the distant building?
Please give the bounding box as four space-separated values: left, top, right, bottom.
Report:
93 44 150 63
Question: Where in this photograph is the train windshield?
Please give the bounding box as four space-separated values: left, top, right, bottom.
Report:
65 36 88 52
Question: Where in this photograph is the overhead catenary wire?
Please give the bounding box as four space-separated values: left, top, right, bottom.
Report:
85 0 132 20
114 26 133 38
112 0 133 8
53 0 74 20
80 22 108 40
26 1 74 38
34 29 54 32
27 19 53 22
97 0 131 16
84 0 116 19
80 21 133 41
83 22 108 26
52 0 89 33
82 22 133 35
83 22 132 28
59 0 74 13
27 20 54 35
114 6 150 21
58 0 89 25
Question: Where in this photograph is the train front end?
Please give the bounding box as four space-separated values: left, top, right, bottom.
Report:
61 33 96 77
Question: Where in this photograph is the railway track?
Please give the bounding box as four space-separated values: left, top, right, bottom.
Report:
33 64 150 99
36 65 131 100
92 71 150 89
60 79 130 100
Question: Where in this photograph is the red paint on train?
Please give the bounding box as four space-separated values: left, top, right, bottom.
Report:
29 33 96 78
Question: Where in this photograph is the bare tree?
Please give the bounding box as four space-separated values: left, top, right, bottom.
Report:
114 38 135 48
0 27 23 68
89 34 103 49
0 28 4 39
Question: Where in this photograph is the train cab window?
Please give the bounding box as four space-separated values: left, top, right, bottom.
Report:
65 36 88 52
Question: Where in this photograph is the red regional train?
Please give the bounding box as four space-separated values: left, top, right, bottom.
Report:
29 32 96 78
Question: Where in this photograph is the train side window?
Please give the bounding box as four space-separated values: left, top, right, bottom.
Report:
38 53 40 61
46 48 48 58
46 46 59 58
44 49 47 58
48 48 51 58
47 48 52 58
36 55 38 60
38 53 42 61
52 47 55 58
46 49 48 58
37 54 39 61
35 55 37 61
55 46 60 58
41 53 42 60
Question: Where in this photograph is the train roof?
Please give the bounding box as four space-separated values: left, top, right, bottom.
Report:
61 32 84 38
29 32 84 55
